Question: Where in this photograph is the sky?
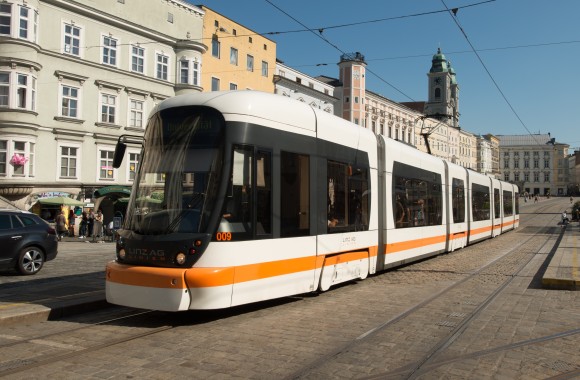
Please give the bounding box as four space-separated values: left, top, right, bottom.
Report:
193 0 579 151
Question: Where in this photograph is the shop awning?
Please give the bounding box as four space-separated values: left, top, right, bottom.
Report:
93 185 132 198
37 196 85 206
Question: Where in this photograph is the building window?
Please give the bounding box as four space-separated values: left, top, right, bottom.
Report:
524 159 529 168
102 36 117 66
0 140 6 175
0 4 11 36
100 93 116 124
544 173 550 182
534 172 539 182
192 61 200 86
18 6 28 39
544 159 550 168
0 139 35 178
230 47 238 65
504 173 509 181
514 172 520 182
230 83 237 90
0 4 37 42
179 60 189 84
131 45 144 73
514 159 519 169
16 74 27 108
60 146 78 178
247 55 254 72
99 149 115 180
261 61 268 77
61 85 79 118
524 172 529 182
504 160 509 169
129 99 144 128
0 71 36 110
64 23 81 56
128 152 139 181
211 77 220 91
212 38 220 58
533 159 539 169
156 53 169 80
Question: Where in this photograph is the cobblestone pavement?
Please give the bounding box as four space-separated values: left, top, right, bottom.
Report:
0 197 578 379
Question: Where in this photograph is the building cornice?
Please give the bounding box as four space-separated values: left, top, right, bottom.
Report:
42 0 204 46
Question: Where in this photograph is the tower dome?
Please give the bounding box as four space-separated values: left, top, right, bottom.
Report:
430 48 449 73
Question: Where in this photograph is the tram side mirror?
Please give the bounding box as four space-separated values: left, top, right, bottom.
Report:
113 141 127 168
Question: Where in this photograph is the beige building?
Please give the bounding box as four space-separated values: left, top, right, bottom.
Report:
0 0 206 211
199 6 276 93
499 134 569 196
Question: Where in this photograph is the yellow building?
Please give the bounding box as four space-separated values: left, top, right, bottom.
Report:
200 6 276 93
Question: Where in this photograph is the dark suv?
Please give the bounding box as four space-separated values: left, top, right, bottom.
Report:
0 209 58 275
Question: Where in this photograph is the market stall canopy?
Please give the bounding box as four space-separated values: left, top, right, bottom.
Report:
93 185 131 198
117 197 162 204
37 196 85 206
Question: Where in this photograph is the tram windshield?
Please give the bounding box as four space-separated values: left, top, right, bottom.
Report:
125 106 225 235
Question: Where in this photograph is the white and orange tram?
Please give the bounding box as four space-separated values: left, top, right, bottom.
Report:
105 91 519 311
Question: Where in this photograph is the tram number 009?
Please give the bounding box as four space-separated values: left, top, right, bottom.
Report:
216 232 232 241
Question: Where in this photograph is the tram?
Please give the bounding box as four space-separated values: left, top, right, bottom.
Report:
105 91 519 311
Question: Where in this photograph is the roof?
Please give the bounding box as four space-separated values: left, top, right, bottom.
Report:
400 102 426 113
496 134 554 146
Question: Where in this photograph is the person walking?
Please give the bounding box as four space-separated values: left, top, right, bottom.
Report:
93 209 104 242
87 209 95 240
68 209 76 237
79 211 88 239
55 210 67 241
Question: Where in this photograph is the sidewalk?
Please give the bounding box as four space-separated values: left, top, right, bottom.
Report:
0 239 115 327
542 221 580 290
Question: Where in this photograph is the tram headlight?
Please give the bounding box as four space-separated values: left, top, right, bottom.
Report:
118 248 126 261
175 252 186 265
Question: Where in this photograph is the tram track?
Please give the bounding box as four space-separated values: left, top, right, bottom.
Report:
0 309 174 376
287 202 568 379
0 201 572 378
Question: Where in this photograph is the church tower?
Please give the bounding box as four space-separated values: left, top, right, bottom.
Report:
338 52 366 126
424 48 459 128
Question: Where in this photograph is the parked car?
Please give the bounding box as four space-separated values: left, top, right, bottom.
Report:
0 209 58 275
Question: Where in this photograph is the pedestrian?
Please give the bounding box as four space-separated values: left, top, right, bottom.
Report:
93 209 104 242
68 209 76 237
79 211 88 238
55 210 67 241
87 209 95 239
570 196 574 205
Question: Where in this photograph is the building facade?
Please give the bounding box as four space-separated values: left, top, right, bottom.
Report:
499 134 569 196
200 6 276 93
0 0 206 210
273 60 337 114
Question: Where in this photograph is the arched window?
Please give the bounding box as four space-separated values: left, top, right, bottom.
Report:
434 88 441 99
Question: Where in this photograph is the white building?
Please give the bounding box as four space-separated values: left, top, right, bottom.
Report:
0 0 206 210
273 60 337 114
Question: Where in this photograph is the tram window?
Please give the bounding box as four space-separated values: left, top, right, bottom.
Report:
515 193 520 215
494 189 501 219
256 150 272 236
503 190 513 216
327 161 369 233
472 184 490 221
392 162 442 229
452 178 465 223
221 145 254 239
281 151 310 237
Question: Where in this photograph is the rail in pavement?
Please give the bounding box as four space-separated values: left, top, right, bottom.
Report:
0 219 578 328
